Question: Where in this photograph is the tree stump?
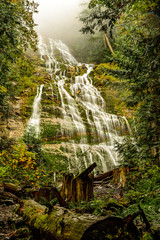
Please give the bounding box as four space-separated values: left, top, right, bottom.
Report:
60 163 96 202
113 167 126 187
60 173 74 201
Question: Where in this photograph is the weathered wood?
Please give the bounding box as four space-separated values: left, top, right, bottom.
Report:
53 187 68 208
72 175 94 202
4 183 21 195
20 200 102 240
36 186 67 208
78 163 97 179
94 170 113 181
113 167 126 187
94 167 126 187
20 200 140 240
124 211 141 225
35 186 56 202
82 215 140 240
60 173 74 201
61 164 96 202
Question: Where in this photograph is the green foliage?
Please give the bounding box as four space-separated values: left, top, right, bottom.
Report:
0 134 66 187
0 135 15 151
0 140 39 186
9 56 38 97
23 123 68 185
112 1 160 163
80 0 131 35
40 150 68 173
24 129 42 156
69 195 125 216
0 0 38 114
90 63 130 115
41 124 61 143
116 138 160 225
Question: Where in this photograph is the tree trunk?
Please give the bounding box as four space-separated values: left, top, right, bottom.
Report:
104 32 114 54
19 200 140 240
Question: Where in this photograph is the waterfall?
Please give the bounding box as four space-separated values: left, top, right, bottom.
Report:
31 36 131 172
27 84 44 137
53 39 78 65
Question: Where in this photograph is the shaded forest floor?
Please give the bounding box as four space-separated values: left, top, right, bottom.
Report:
0 177 159 240
0 181 123 240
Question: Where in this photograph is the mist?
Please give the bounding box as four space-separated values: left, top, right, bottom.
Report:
35 0 88 45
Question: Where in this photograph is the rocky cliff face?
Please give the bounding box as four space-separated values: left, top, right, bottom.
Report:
0 97 24 139
0 51 51 141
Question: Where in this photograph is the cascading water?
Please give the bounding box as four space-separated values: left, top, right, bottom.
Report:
27 84 44 137
32 36 131 172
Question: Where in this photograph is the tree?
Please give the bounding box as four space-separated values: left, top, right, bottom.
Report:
79 0 134 53
80 0 132 34
0 0 38 104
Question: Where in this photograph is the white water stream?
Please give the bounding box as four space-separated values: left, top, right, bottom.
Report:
27 84 44 137
28 36 131 172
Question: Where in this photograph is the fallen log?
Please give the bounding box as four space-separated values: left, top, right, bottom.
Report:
19 200 140 240
94 170 113 181
3 183 21 196
94 167 126 188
